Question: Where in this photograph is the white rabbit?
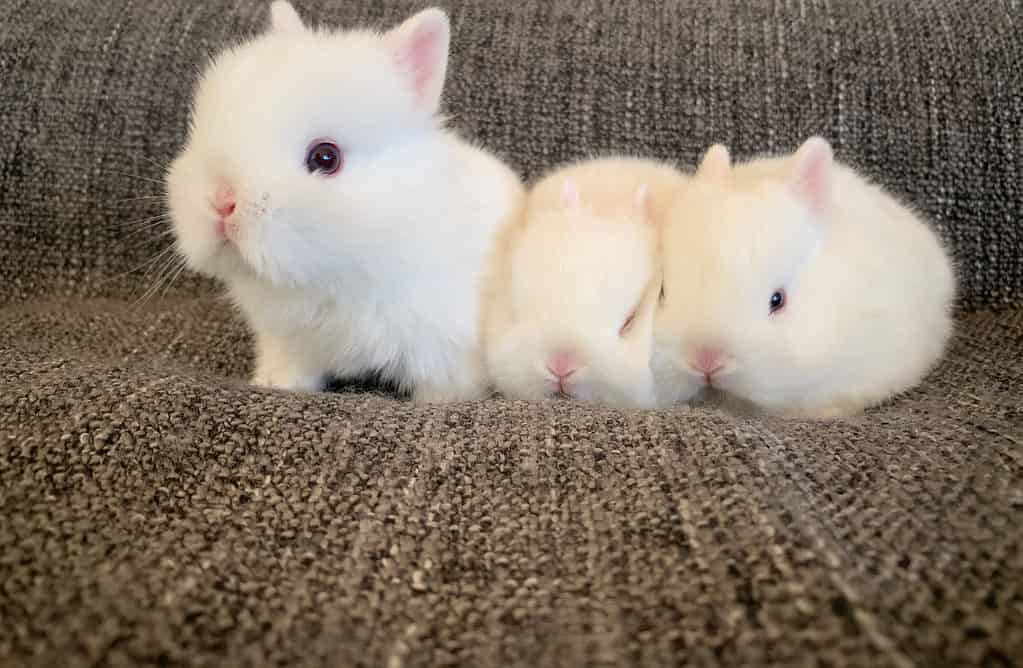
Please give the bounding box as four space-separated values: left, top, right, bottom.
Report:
166 1 524 402
484 157 685 408
654 137 956 417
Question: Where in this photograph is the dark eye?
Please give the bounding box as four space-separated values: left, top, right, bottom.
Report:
619 309 637 336
305 141 343 176
769 289 786 314
659 284 665 303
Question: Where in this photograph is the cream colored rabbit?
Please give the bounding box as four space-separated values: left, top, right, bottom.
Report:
485 157 685 408
654 138 956 417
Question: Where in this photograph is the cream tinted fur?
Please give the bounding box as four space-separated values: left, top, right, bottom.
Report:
484 158 685 408
655 138 956 417
166 2 523 402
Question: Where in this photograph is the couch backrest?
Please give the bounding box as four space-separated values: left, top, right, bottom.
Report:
1 0 1020 310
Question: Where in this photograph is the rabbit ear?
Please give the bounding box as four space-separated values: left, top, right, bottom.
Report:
560 178 582 211
269 1 305 33
697 144 731 181
788 136 833 216
386 8 451 113
633 183 652 220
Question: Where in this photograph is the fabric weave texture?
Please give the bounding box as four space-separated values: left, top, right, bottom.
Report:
1 1 1021 666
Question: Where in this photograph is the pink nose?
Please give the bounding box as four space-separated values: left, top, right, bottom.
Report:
213 186 236 218
546 350 580 379
691 347 726 376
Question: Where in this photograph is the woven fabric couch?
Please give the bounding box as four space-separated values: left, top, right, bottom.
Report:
2 1 1021 666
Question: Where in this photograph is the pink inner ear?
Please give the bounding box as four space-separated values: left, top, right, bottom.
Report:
634 183 650 213
633 184 657 224
791 140 833 214
396 26 442 102
560 179 581 210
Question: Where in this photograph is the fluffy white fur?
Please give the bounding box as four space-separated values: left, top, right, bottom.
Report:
166 2 523 402
654 137 957 417
484 157 685 408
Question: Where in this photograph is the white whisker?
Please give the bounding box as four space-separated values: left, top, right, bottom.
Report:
159 259 191 298
98 169 167 187
135 252 184 306
140 248 180 285
113 194 167 204
97 242 177 288
122 226 175 247
114 212 171 229
133 155 171 173
121 222 171 238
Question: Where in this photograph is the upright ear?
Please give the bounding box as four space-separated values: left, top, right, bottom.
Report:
788 136 833 216
386 8 451 113
560 178 582 211
696 144 731 181
269 1 305 34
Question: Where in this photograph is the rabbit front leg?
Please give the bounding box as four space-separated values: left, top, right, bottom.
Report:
411 350 489 404
251 329 325 392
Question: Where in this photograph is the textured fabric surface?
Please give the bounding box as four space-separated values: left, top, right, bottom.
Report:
2 0 1023 666
2 300 1022 667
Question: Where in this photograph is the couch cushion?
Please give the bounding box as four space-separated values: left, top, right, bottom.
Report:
1 299 1021 665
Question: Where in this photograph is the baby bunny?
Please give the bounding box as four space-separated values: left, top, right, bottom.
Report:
484 157 685 408
166 2 523 402
654 138 956 417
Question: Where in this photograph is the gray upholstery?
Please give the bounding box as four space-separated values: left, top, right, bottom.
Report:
1 1 1021 666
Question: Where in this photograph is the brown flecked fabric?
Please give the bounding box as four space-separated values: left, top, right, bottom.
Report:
1 1 1022 667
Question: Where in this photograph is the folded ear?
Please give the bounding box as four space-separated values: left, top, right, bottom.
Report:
386 8 451 113
634 269 662 336
697 144 731 181
560 178 582 211
633 183 651 221
788 136 833 216
269 1 305 33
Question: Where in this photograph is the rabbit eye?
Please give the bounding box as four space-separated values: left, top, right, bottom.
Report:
305 141 344 176
769 289 786 314
619 309 637 336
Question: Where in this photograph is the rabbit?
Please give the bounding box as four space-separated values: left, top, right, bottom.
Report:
165 1 524 403
483 157 686 408
653 137 956 418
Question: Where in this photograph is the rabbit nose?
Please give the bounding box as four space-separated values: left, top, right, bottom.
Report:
213 185 237 218
691 347 726 376
546 350 580 379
